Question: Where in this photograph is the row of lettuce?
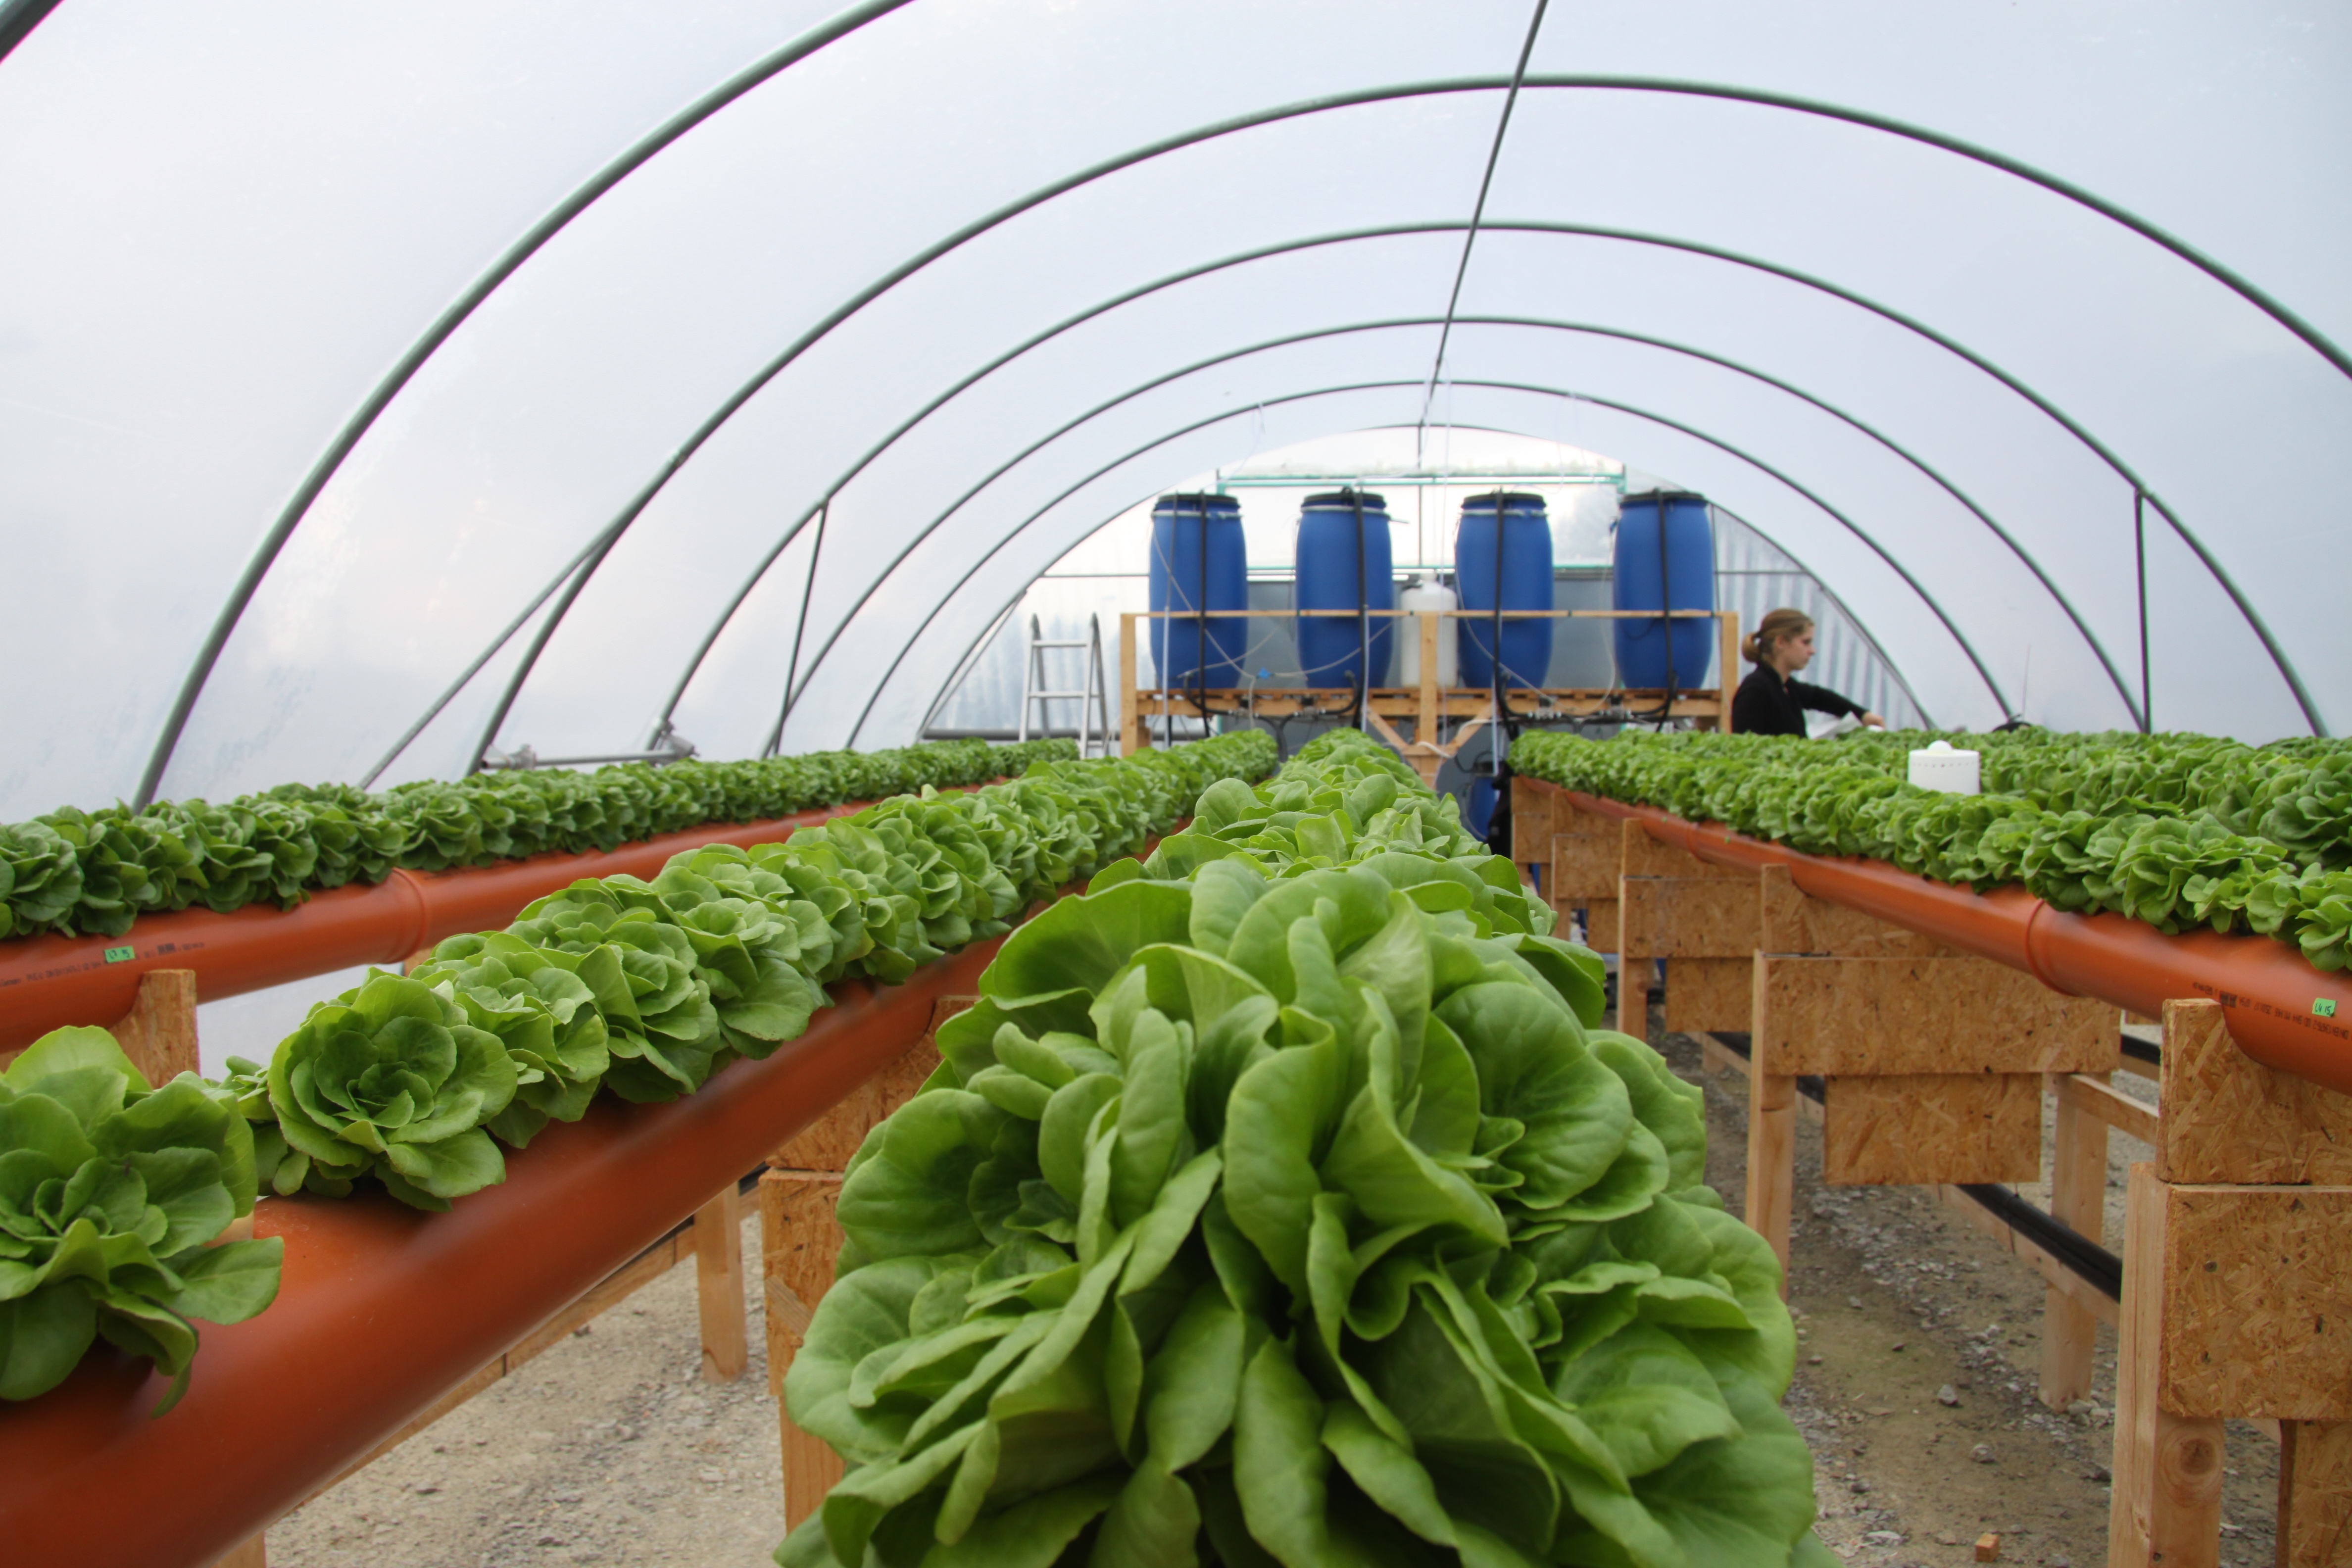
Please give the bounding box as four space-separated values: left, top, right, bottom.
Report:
1512 728 2352 971
0 734 1267 1415
0 737 1078 942
778 731 1826 1568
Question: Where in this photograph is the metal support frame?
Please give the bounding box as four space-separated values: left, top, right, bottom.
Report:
848 373 2001 745
1016 613 1110 758
135 71 2340 800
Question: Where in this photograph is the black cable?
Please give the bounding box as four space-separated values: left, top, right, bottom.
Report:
1354 490 1373 735
1194 496 1209 745
1657 492 1679 731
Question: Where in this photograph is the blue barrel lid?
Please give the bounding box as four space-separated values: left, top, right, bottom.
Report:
1618 488 1706 507
1154 491 1239 514
1301 489 1387 511
1460 490 1547 513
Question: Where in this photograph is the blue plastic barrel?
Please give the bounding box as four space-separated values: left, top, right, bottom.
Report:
1455 491 1554 689
1294 490 1395 689
1613 490 1716 689
1149 493 1248 689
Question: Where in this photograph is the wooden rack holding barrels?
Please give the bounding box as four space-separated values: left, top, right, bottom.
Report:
1118 608 1742 784
1514 776 2352 1568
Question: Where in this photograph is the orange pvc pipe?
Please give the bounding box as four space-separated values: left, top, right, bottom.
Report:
0 938 999 1568
1537 781 2352 1096
0 795 936 1052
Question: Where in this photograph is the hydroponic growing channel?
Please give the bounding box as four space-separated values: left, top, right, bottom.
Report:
1 3 2347 1566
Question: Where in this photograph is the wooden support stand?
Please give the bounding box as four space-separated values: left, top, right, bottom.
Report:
2108 999 2352 1568
1510 780 1621 957
1619 819 1757 1038
97 973 278 1568
694 1181 748 1383
1747 866 2114 1286
763 996 972 1532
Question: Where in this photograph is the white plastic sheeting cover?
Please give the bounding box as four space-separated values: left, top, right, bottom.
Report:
0 0 2343 822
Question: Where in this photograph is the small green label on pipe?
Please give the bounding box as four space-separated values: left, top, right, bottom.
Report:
103 946 135 964
2316 998 2338 1018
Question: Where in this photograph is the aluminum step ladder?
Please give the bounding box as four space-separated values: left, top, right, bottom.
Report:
1018 613 1111 758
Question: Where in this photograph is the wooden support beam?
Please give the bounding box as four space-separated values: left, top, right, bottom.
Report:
1717 611 1741 734
2043 1072 2112 1410
762 1171 847 1533
1621 878 1759 957
1755 955 2117 1077
2055 1070 2161 1147
1119 612 1143 756
1822 1073 2040 1186
694 1181 748 1383
2159 998 2352 1185
1623 822 1750 880
1510 775 1555 869
2277 1421 2352 1568
1664 957 1753 1034
107 968 199 1084
2158 1180 2352 1421
1746 1036 1797 1289
2110 1163 2227 1568
1417 611 1440 751
1759 864 1955 958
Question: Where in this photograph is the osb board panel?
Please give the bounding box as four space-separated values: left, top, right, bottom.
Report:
1823 1073 2041 1185
1552 833 1622 901
2279 1421 2352 1568
1756 956 2120 1077
768 1028 950 1171
1571 899 1620 955
760 1172 844 1367
2160 998 2352 1186
1622 877 1759 958
1758 866 1955 958
1665 957 1752 1033
1623 820 1749 880
1511 778 1556 863
2160 1183 2352 1421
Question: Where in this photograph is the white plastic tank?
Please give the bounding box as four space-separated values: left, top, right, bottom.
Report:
1907 738 1982 795
1396 576 1459 686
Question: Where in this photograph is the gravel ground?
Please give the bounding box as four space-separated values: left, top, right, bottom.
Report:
260 1015 2277 1568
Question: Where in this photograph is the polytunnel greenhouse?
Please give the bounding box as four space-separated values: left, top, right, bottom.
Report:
1 2 2347 1565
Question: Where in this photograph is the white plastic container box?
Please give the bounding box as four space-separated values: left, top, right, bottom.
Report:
1907 738 1982 795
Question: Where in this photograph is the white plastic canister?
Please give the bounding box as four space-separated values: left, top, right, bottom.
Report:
1396 577 1460 687
1907 739 1982 795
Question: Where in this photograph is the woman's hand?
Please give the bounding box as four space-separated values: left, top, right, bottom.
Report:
1861 711 1886 728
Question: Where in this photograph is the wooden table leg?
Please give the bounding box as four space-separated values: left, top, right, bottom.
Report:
1747 1065 1796 1292
762 1171 847 1532
2108 1164 2225 1568
2042 1071 2107 1410
694 1181 748 1383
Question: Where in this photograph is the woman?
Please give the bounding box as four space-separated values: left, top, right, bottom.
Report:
1730 608 1885 736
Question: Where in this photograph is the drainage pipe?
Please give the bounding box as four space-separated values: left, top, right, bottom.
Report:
0 936 997 1568
0 792 965 1053
1538 781 2352 1097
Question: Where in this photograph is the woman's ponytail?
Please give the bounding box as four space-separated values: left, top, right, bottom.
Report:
1746 608 1813 666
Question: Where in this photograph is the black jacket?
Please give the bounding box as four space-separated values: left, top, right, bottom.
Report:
1731 665 1863 736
